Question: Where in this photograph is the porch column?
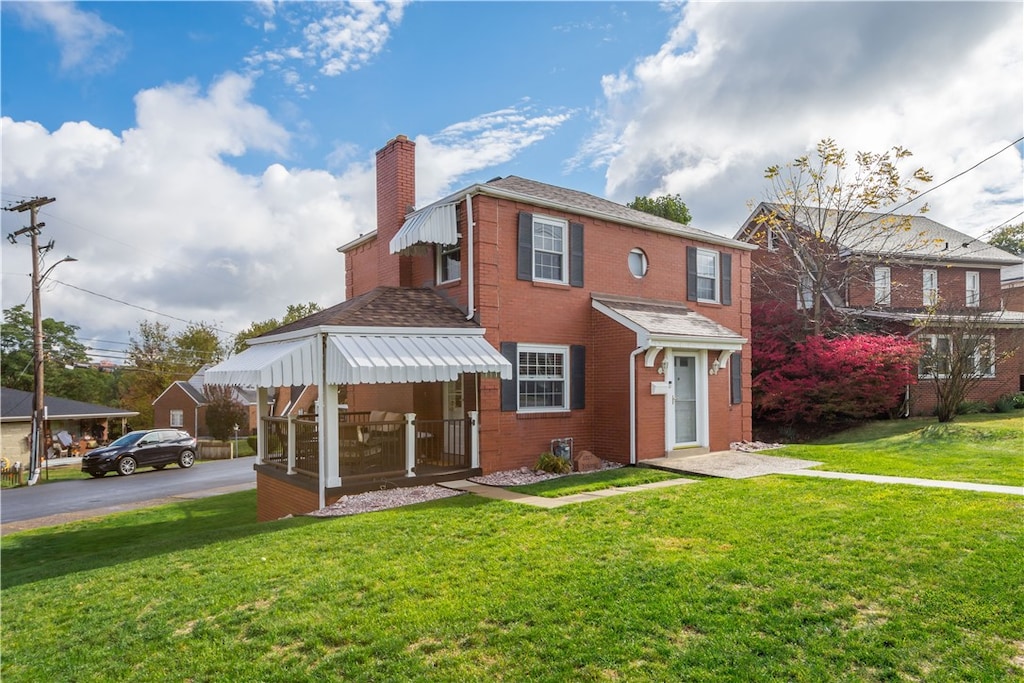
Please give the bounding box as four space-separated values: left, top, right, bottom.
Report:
404 413 416 477
322 385 341 488
469 410 480 469
256 387 269 465
287 415 296 475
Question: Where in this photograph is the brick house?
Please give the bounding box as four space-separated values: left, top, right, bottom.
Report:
153 366 263 437
207 135 754 520
737 203 1024 416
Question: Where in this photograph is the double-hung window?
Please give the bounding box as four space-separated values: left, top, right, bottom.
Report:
965 271 980 307
532 216 568 283
695 249 719 302
169 410 184 428
919 334 996 379
437 240 461 284
517 344 568 411
922 269 938 307
874 266 892 306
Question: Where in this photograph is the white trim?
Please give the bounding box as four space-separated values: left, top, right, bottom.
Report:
695 248 720 303
531 214 570 285
515 343 570 413
966 271 980 307
664 351 708 450
923 268 938 306
874 266 892 306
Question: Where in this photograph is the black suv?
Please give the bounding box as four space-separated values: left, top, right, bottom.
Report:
82 429 197 477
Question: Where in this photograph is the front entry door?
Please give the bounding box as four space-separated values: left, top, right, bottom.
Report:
443 378 465 456
673 356 698 446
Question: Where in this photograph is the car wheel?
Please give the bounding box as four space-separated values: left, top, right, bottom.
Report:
178 449 196 469
89 472 105 478
116 456 137 476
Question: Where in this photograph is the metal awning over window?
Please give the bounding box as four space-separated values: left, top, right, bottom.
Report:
389 203 458 254
326 332 512 384
204 338 320 387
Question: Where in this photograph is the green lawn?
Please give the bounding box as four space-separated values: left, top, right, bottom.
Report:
770 412 1024 486
509 466 684 497
3 475 1022 680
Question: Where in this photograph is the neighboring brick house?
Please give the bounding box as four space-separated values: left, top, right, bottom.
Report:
737 203 1024 415
207 135 754 520
153 366 262 437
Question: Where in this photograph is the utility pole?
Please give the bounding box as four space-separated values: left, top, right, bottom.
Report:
5 196 57 486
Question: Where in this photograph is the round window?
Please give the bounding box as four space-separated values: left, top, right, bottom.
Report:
628 248 648 278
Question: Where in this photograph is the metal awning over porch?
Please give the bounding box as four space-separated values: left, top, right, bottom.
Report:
205 329 512 388
592 294 747 352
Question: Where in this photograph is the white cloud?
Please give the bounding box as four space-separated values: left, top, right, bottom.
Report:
415 104 574 202
1 77 571 349
585 2 1024 237
7 2 126 73
247 1 407 90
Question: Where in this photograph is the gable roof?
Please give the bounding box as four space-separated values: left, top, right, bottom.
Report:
340 175 754 254
1 387 138 422
741 202 1023 266
264 287 477 337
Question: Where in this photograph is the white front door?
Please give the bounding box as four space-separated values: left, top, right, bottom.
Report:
443 378 465 456
668 353 706 449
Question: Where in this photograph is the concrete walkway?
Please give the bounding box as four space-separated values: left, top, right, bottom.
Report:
786 469 1024 495
438 477 699 508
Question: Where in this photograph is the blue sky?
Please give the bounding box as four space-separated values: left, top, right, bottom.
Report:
2 1 1022 361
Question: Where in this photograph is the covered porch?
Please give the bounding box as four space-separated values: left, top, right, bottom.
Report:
204 296 512 519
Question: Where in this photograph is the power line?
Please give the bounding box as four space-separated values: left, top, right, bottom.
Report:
49 278 236 335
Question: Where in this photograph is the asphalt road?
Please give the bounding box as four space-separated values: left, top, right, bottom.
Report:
0 456 257 532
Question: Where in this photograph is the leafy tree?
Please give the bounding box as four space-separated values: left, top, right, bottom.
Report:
204 385 248 441
986 222 1024 255
751 302 923 424
233 302 321 354
751 138 934 335
627 194 692 225
120 320 227 427
1 304 90 391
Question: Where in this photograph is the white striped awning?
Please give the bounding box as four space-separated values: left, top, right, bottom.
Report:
326 333 512 384
204 338 320 387
205 331 512 388
389 203 458 254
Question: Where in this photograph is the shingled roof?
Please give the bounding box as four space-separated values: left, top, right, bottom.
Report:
264 287 477 337
1 387 138 421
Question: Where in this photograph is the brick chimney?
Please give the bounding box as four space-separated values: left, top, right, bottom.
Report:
375 135 415 287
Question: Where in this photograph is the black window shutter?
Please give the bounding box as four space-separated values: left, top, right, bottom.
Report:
686 246 697 302
730 352 742 405
721 252 732 305
569 222 584 287
570 345 586 410
517 213 533 281
500 342 518 411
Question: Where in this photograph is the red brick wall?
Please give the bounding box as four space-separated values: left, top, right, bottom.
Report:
152 385 206 436
848 263 1004 311
256 470 320 521
345 238 379 300
375 135 415 288
1005 283 1024 312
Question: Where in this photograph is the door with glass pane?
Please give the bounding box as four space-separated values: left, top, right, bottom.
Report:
443 378 465 456
673 356 698 445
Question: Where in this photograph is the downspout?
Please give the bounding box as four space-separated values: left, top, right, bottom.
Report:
465 193 475 320
318 332 327 510
629 345 647 465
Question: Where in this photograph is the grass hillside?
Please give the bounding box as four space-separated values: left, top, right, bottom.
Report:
2 415 1022 681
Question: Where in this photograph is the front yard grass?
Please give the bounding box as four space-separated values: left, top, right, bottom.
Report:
771 412 1023 486
3 474 1022 680
508 466 684 497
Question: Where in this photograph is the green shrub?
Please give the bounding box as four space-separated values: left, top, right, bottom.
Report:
1013 392 1024 410
956 400 991 415
993 394 1018 413
535 451 572 475
246 435 258 451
